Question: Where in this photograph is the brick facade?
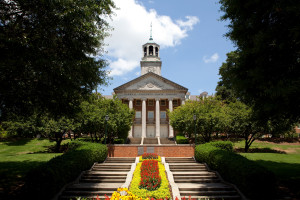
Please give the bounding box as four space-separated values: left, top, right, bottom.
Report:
107 145 194 157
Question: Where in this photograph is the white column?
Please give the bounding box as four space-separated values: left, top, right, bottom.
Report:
155 99 160 138
168 98 174 138
142 98 147 138
181 99 185 105
128 99 133 138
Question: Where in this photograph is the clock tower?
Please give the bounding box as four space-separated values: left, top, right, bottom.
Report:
140 24 162 76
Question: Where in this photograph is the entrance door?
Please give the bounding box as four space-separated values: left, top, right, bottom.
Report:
160 125 168 138
146 125 155 138
134 125 142 138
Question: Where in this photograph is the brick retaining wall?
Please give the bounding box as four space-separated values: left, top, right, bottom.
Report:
107 145 194 157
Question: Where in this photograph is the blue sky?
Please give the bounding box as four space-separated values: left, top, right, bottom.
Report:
100 0 236 95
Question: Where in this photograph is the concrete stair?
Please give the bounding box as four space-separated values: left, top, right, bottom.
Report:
143 138 158 144
59 157 135 200
165 157 242 200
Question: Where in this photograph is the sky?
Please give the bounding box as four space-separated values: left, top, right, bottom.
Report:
100 0 236 95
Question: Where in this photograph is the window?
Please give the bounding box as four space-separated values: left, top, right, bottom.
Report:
155 47 159 56
173 99 178 106
160 100 166 106
148 99 154 106
136 100 141 106
123 100 129 105
160 111 166 119
149 46 153 55
135 111 141 118
148 111 154 119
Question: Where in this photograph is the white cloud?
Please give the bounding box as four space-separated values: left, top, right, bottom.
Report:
104 0 199 76
203 53 219 63
109 58 139 76
176 16 200 31
148 0 154 3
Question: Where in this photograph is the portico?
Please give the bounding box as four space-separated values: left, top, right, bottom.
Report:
114 34 188 138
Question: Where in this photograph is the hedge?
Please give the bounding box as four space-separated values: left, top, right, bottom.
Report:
176 135 188 144
209 141 234 152
24 141 107 200
195 142 276 199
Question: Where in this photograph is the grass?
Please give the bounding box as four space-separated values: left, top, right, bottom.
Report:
234 140 300 198
0 138 69 198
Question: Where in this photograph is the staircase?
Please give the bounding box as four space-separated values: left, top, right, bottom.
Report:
143 138 158 144
166 157 242 200
59 157 135 200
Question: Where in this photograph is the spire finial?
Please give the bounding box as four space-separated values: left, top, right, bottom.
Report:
149 22 153 41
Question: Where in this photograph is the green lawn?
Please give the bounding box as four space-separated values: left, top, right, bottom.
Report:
235 140 300 198
0 139 68 197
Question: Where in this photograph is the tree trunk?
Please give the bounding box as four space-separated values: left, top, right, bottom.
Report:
55 132 63 153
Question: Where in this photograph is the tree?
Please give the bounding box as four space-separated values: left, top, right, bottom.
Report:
78 94 134 143
0 0 115 118
169 97 228 142
219 0 300 123
215 51 239 103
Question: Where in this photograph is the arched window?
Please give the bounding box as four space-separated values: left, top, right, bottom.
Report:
144 47 147 56
149 46 153 56
155 47 159 56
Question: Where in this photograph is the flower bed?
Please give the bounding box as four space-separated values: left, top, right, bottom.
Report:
139 160 161 191
142 153 158 159
130 158 171 199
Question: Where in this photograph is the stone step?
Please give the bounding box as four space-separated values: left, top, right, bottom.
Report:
62 190 114 196
80 178 125 183
169 163 206 167
91 168 130 172
95 163 133 166
93 165 131 169
106 157 135 161
175 179 221 183
60 195 111 200
181 195 241 200
84 171 128 175
105 160 134 163
177 183 233 192
170 168 207 172
180 190 238 196
174 175 218 179
166 161 195 163
66 183 122 191
172 172 216 176
81 175 127 179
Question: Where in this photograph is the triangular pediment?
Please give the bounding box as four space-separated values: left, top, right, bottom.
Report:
114 72 188 92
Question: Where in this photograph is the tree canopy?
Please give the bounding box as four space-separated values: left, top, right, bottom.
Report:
0 0 115 118
219 0 300 123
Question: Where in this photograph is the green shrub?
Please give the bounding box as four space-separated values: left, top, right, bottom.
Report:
209 141 233 152
176 135 188 144
24 141 107 200
113 138 125 144
195 142 276 199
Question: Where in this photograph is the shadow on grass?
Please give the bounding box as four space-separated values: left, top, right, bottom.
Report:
235 147 286 154
0 160 46 200
252 160 300 199
2 138 34 146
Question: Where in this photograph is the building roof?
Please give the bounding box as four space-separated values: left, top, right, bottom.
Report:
114 72 188 92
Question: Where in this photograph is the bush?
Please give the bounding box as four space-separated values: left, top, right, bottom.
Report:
195 142 276 199
176 135 188 144
113 138 125 144
24 141 107 200
209 141 233 152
